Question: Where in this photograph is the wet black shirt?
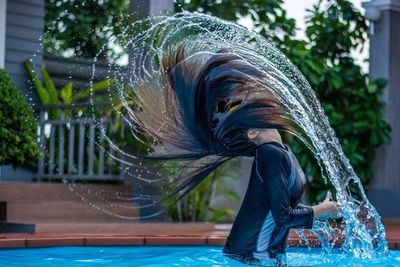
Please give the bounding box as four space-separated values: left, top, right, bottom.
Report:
223 142 314 261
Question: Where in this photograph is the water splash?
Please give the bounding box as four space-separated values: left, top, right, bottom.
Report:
89 12 387 257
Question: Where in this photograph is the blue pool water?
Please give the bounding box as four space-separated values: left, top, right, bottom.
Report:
0 246 399 266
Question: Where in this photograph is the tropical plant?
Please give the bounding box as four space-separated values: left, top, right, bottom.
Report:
25 60 114 119
167 158 242 222
0 69 40 168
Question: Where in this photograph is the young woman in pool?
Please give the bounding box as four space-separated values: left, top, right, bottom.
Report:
129 46 341 264
222 127 340 264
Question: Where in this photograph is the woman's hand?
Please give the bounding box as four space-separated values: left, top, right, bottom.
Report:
312 192 342 219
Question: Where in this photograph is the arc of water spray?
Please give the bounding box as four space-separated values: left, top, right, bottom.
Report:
86 12 387 257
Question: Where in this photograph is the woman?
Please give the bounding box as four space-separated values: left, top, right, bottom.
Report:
223 128 340 265
126 46 340 264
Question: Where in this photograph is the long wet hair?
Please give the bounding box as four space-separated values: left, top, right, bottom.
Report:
130 45 292 199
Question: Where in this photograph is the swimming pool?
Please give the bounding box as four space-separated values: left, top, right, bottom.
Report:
0 246 399 266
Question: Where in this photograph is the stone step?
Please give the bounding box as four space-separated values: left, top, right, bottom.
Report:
7 200 140 223
0 183 132 202
0 183 140 223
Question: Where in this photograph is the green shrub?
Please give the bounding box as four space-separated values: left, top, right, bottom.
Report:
166 158 242 222
0 68 40 168
279 1 391 203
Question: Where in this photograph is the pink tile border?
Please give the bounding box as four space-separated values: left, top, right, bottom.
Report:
26 237 84 247
85 237 144 246
145 236 206 245
206 237 226 245
387 240 399 250
0 238 25 248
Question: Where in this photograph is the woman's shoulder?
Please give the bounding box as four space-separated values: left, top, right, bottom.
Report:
256 142 290 165
257 142 286 154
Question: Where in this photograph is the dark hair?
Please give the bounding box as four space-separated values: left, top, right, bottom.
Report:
131 45 291 199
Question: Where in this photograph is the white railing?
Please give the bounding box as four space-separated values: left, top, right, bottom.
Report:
36 103 124 181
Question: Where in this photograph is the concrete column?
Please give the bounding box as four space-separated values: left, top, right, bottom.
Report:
128 0 174 74
363 0 400 218
0 0 6 69
130 0 174 17
149 0 174 16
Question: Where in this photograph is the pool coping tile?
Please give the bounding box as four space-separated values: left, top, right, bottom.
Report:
145 236 207 245
206 236 226 245
388 240 399 250
85 236 144 246
0 238 26 248
26 237 84 247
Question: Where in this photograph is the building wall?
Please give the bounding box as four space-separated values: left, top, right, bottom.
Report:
4 0 44 106
1 0 45 182
366 0 400 218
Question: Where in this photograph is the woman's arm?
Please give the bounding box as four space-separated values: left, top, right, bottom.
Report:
258 146 341 228
263 169 314 228
258 147 314 228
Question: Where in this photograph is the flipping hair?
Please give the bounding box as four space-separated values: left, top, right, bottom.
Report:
130 46 292 199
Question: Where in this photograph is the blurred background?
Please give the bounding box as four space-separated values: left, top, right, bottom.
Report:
0 0 398 231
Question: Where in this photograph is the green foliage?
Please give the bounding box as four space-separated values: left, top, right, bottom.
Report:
25 60 49 105
71 79 115 102
61 83 73 104
0 69 40 168
175 0 296 43
25 60 114 119
279 0 391 203
167 158 242 222
44 0 130 59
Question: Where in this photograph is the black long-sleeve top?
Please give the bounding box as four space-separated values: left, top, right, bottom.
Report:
223 142 314 261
